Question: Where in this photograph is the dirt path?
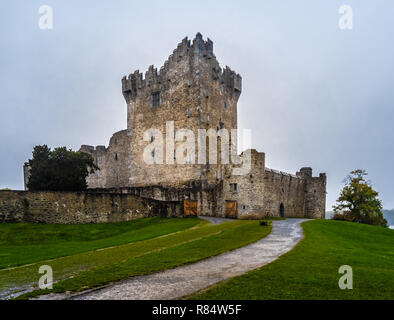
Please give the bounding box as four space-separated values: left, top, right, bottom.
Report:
64 218 307 300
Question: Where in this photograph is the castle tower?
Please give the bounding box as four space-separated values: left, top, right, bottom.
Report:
122 33 242 188
297 167 327 219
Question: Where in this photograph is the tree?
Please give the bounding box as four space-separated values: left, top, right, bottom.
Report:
26 145 98 191
333 169 387 227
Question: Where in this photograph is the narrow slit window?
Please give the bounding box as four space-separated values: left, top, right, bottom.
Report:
151 92 161 107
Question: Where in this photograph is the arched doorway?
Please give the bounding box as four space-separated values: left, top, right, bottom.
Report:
279 203 285 218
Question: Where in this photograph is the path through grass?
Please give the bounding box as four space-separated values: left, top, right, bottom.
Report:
191 220 394 300
0 218 271 299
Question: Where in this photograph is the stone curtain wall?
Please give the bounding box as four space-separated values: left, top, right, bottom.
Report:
80 130 130 189
0 190 164 224
221 150 327 219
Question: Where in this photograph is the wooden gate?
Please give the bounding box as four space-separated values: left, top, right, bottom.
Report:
225 201 238 218
184 200 198 217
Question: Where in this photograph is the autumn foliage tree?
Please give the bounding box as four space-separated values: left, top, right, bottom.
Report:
333 169 387 227
26 145 98 191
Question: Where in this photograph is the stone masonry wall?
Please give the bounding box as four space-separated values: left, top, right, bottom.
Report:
80 34 241 189
0 190 170 224
220 150 326 219
297 167 327 219
79 145 107 188
80 130 130 189
123 33 241 188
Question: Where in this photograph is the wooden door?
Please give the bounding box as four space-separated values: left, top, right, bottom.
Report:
184 200 198 217
225 201 237 218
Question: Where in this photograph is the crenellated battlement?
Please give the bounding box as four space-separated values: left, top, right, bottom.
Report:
79 145 107 155
122 33 242 104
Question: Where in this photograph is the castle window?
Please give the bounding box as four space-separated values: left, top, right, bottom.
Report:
229 183 238 193
223 101 227 109
114 153 118 161
151 91 161 107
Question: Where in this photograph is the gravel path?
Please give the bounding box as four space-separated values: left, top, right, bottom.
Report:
66 218 307 300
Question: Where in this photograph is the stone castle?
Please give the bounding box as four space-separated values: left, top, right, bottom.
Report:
74 33 326 219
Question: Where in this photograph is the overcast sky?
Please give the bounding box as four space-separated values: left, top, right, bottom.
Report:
1 0 394 209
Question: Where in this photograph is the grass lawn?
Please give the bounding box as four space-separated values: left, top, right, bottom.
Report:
0 217 199 269
0 218 271 299
191 220 394 300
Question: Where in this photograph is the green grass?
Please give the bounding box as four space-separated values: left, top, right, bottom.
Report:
0 218 199 269
191 220 394 300
0 218 271 299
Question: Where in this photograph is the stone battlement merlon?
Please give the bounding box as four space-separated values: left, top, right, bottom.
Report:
265 168 302 179
264 166 326 181
79 145 107 155
122 33 242 104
